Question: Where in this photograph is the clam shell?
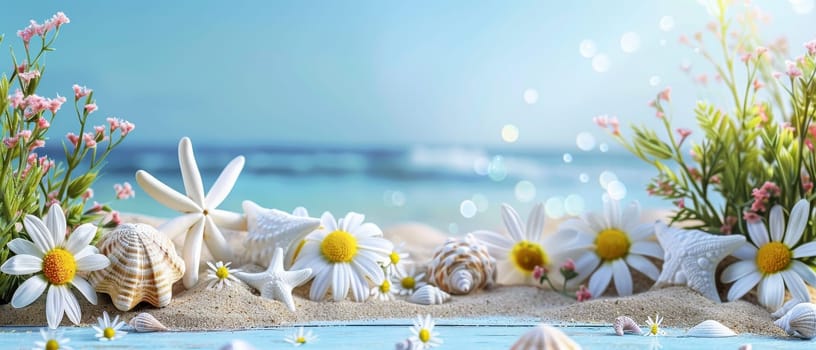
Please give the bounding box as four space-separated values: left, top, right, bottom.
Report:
612 316 642 336
427 234 496 295
88 223 185 311
407 285 451 305
774 302 816 339
509 324 582 350
128 312 169 332
685 320 736 337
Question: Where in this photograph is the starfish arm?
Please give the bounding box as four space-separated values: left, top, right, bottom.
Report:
285 267 313 287
232 271 266 291
178 137 206 206
158 213 202 240
204 155 245 210
269 247 285 272
203 216 234 262
210 209 247 231
262 281 297 312
182 218 206 289
136 170 201 213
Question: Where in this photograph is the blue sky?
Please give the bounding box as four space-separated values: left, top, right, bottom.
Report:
2 1 815 148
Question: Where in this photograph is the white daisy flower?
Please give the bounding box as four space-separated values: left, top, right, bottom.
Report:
644 313 666 336
33 328 72 350
92 311 127 341
283 327 318 346
558 200 663 297
409 314 442 349
0 205 110 329
206 261 241 290
291 211 394 302
391 265 427 296
721 199 816 311
471 203 575 285
370 274 396 301
384 242 412 277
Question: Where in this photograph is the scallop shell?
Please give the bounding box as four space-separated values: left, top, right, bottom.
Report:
774 302 816 339
407 285 451 305
509 324 582 350
427 234 496 295
394 338 416 350
685 320 737 337
88 223 185 311
612 316 642 336
128 312 169 332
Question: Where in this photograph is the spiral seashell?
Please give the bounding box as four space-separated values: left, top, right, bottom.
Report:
774 302 816 339
407 285 451 305
128 312 169 332
685 320 737 337
510 324 582 350
88 223 185 311
612 316 642 336
427 234 496 295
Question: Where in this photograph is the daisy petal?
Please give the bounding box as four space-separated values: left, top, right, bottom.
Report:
46 285 64 329
627 224 654 242
76 253 110 272
6 238 42 258
781 270 810 303
500 204 526 241
470 230 514 252
355 223 383 238
340 212 365 233
791 260 816 287
310 270 331 301
727 270 761 301
349 266 370 302
768 204 784 243
331 264 350 301
0 254 43 275
758 273 784 311
629 241 663 259
320 212 337 232
557 218 593 234
625 254 660 281
573 252 601 286
793 242 816 258
747 221 769 248
10 275 48 308
721 260 757 283
64 223 96 255
732 243 757 260
611 259 633 296
24 214 54 252
60 286 82 325
525 203 546 243
588 263 612 298
204 155 244 209
784 199 810 247
45 205 67 247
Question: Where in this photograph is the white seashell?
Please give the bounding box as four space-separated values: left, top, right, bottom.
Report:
738 344 751 350
128 312 169 332
509 324 582 350
612 316 642 336
394 338 416 350
773 302 816 339
407 285 451 305
219 340 257 350
427 234 496 295
242 201 321 268
88 223 185 311
771 299 806 319
685 320 737 337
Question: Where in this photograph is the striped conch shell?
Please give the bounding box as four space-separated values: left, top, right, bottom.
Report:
612 316 642 336
128 312 169 332
427 234 496 295
774 302 816 339
510 324 582 350
88 223 185 311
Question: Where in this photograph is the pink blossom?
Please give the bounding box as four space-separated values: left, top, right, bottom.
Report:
82 188 94 201
696 74 709 85
656 111 665 119
72 84 92 100
27 153 38 165
23 95 48 116
647 100 656 108
37 118 50 129
593 115 609 128
755 46 768 57
678 35 690 45
576 285 592 302
114 182 135 200
83 133 97 148
659 87 671 102
676 128 692 144
40 157 54 173
533 265 547 281
673 198 685 209
47 95 67 114
740 53 751 63
84 103 98 114
110 211 121 226
803 174 814 193
18 70 40 83
28 139 45 151
91 201 103 212
119 121 135 136
17 27 34 45
17 130 32 140
3 136 19 149
786 60 803 78
47 191 59 203
743 211 761 224
107 117 121 132
710 175 721 184
28 20 46 36
50 12 70 29
560 259 575 272
9 90 24 109
66 132 79 147
753 79 764 92
720 216 738 235
16 62 27 74
806 40 816 56
772 71 782 79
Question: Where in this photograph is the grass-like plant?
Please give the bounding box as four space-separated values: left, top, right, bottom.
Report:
597 0 816 246
0 13 136 303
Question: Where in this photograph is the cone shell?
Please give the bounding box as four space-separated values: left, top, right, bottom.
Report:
510 324 582 350
88 223 185 311
128 312 169 332
774 302 816 339
407 285 451 305
427 234 496 295
685 320 737 337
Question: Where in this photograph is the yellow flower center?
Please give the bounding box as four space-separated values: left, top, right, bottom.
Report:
216 265 230 280
291 239 307 265
320 230 358 263
103 327 115 339
419 328 431 343
42 248 76 285
401 276 416 290
650 323 659 335
296 336 306 344
756 242 792 274
510 240 547 273
595 229 630 261
380 280 391 293
390 251 400 265
45 339 59 350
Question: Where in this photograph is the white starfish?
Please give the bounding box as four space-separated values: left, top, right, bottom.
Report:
234 247 312 312
135 137 247 289
653 222 746 302
242 200 321 268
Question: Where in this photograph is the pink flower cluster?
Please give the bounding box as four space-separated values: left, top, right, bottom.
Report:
751 181 781 213
8 90 67 116
18 153 55 179
593 115 620 135
720 215 738 235
107 117 136 136
113 182 135 200
72 84 92 100
16 12 70 47
576 285 591 302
